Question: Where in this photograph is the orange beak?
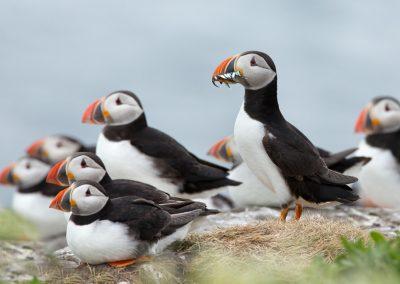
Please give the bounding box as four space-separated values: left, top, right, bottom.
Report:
49 187 70 211
47 159 68 186
26 139 46 158
207 136 234 163
212 54 241 86
82 98 106 124
354 104 380 133
0 164 16 185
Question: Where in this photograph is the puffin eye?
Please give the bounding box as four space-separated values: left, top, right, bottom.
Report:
81 159 88 168
25 163 31 169
56 141 63 148
250 56 257 66
116 97 122 105
385 104 391 111
86 189 91 196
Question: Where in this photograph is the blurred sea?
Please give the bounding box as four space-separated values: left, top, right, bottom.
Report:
1 0 399 206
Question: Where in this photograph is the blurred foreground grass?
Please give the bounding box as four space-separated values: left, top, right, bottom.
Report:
0 209 38 241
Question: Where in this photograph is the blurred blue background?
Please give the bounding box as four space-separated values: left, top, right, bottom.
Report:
1 0 399 206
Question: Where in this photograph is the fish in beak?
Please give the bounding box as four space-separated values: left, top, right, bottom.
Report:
0 164 19 185
26 139 47 158
207 136 235 163
212 54 244 87
46 159 70 186
49 186 75 212
354 104 381 133
82 97 107 125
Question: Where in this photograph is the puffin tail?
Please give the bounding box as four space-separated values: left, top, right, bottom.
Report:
315 183 359 204
183 178 241 195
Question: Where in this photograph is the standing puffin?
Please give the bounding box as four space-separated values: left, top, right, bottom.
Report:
0 157 67 238
46 152 217 214
212 51 359 220
81 91 240 198
354 96 400 208
49 181 212 267
26 135 95 165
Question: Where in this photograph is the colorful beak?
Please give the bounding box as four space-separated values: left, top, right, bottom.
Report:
207 136 235 163
0 164 17 185
47 159 69 186
354 104 380 133
26 139 47 158
212 54 242 86
49 187 73 211
82 98 106 125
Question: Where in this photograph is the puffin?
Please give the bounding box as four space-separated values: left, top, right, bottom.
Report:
49 180 213 267
46 152 218 214
212 51 359 220
206 136 368 208
81 91 240 198
26 135 95 165
354 96 400 208
0 157 67 238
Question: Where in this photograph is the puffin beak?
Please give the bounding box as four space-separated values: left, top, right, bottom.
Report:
26 139 47 158
47 159 69 186
207 136 234 163
354 105 380 133
0 164 18 185
212 54 242 87
49 186 74 211
82 97 107 125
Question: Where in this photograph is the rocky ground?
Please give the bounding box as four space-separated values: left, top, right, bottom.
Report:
1 205 399 283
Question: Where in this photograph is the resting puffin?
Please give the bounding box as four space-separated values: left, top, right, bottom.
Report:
26 135 95 165
354 96 400 208
49 180 212 267
81 91 240 198
0 157 67 238
212 51 359 220
207 136 368 208
46 152 217 214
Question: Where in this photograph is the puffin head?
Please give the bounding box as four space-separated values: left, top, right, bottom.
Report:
82 90 144 126
26 135 82 164
212 51 277 91
47 152 107 186
0 157 50 189
49 180 108 216
354 96 400 134
207 135 240 164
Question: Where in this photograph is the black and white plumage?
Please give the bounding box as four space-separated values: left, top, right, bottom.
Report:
212 51 359 220
81 91 240 198
47 152 217 215
353 96 400 208
0 157 67 238
49 181 213 266
26 135 95 165
206 136 369 208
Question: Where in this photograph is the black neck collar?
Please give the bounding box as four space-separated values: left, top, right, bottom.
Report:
17 178 64 197
243 78 285 124
366 129 400 162
100 173 113 185
103 114 147 141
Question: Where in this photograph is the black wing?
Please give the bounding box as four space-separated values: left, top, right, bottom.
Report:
107 198 172 241
132 127 230 182
263 123 357 184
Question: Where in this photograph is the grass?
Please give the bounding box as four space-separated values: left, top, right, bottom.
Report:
1 213 400 283
0 209 38 241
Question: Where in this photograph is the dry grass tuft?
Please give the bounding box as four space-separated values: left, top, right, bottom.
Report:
182 215 368 262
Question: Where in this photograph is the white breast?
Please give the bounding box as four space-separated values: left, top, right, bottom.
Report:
155 223 191 253
67 219 151 265
234 103 291 206
356 144 400 208
96 133 181 195
12 192 67 239
227 162 284 207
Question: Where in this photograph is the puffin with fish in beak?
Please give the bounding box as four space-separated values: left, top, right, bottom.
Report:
211 51 359 220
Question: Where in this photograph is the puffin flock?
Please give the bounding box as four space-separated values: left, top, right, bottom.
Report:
1 51 399 267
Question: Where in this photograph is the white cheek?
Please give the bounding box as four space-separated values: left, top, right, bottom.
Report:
246 69 276 90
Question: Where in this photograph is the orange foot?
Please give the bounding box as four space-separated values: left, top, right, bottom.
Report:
108 259 136 268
